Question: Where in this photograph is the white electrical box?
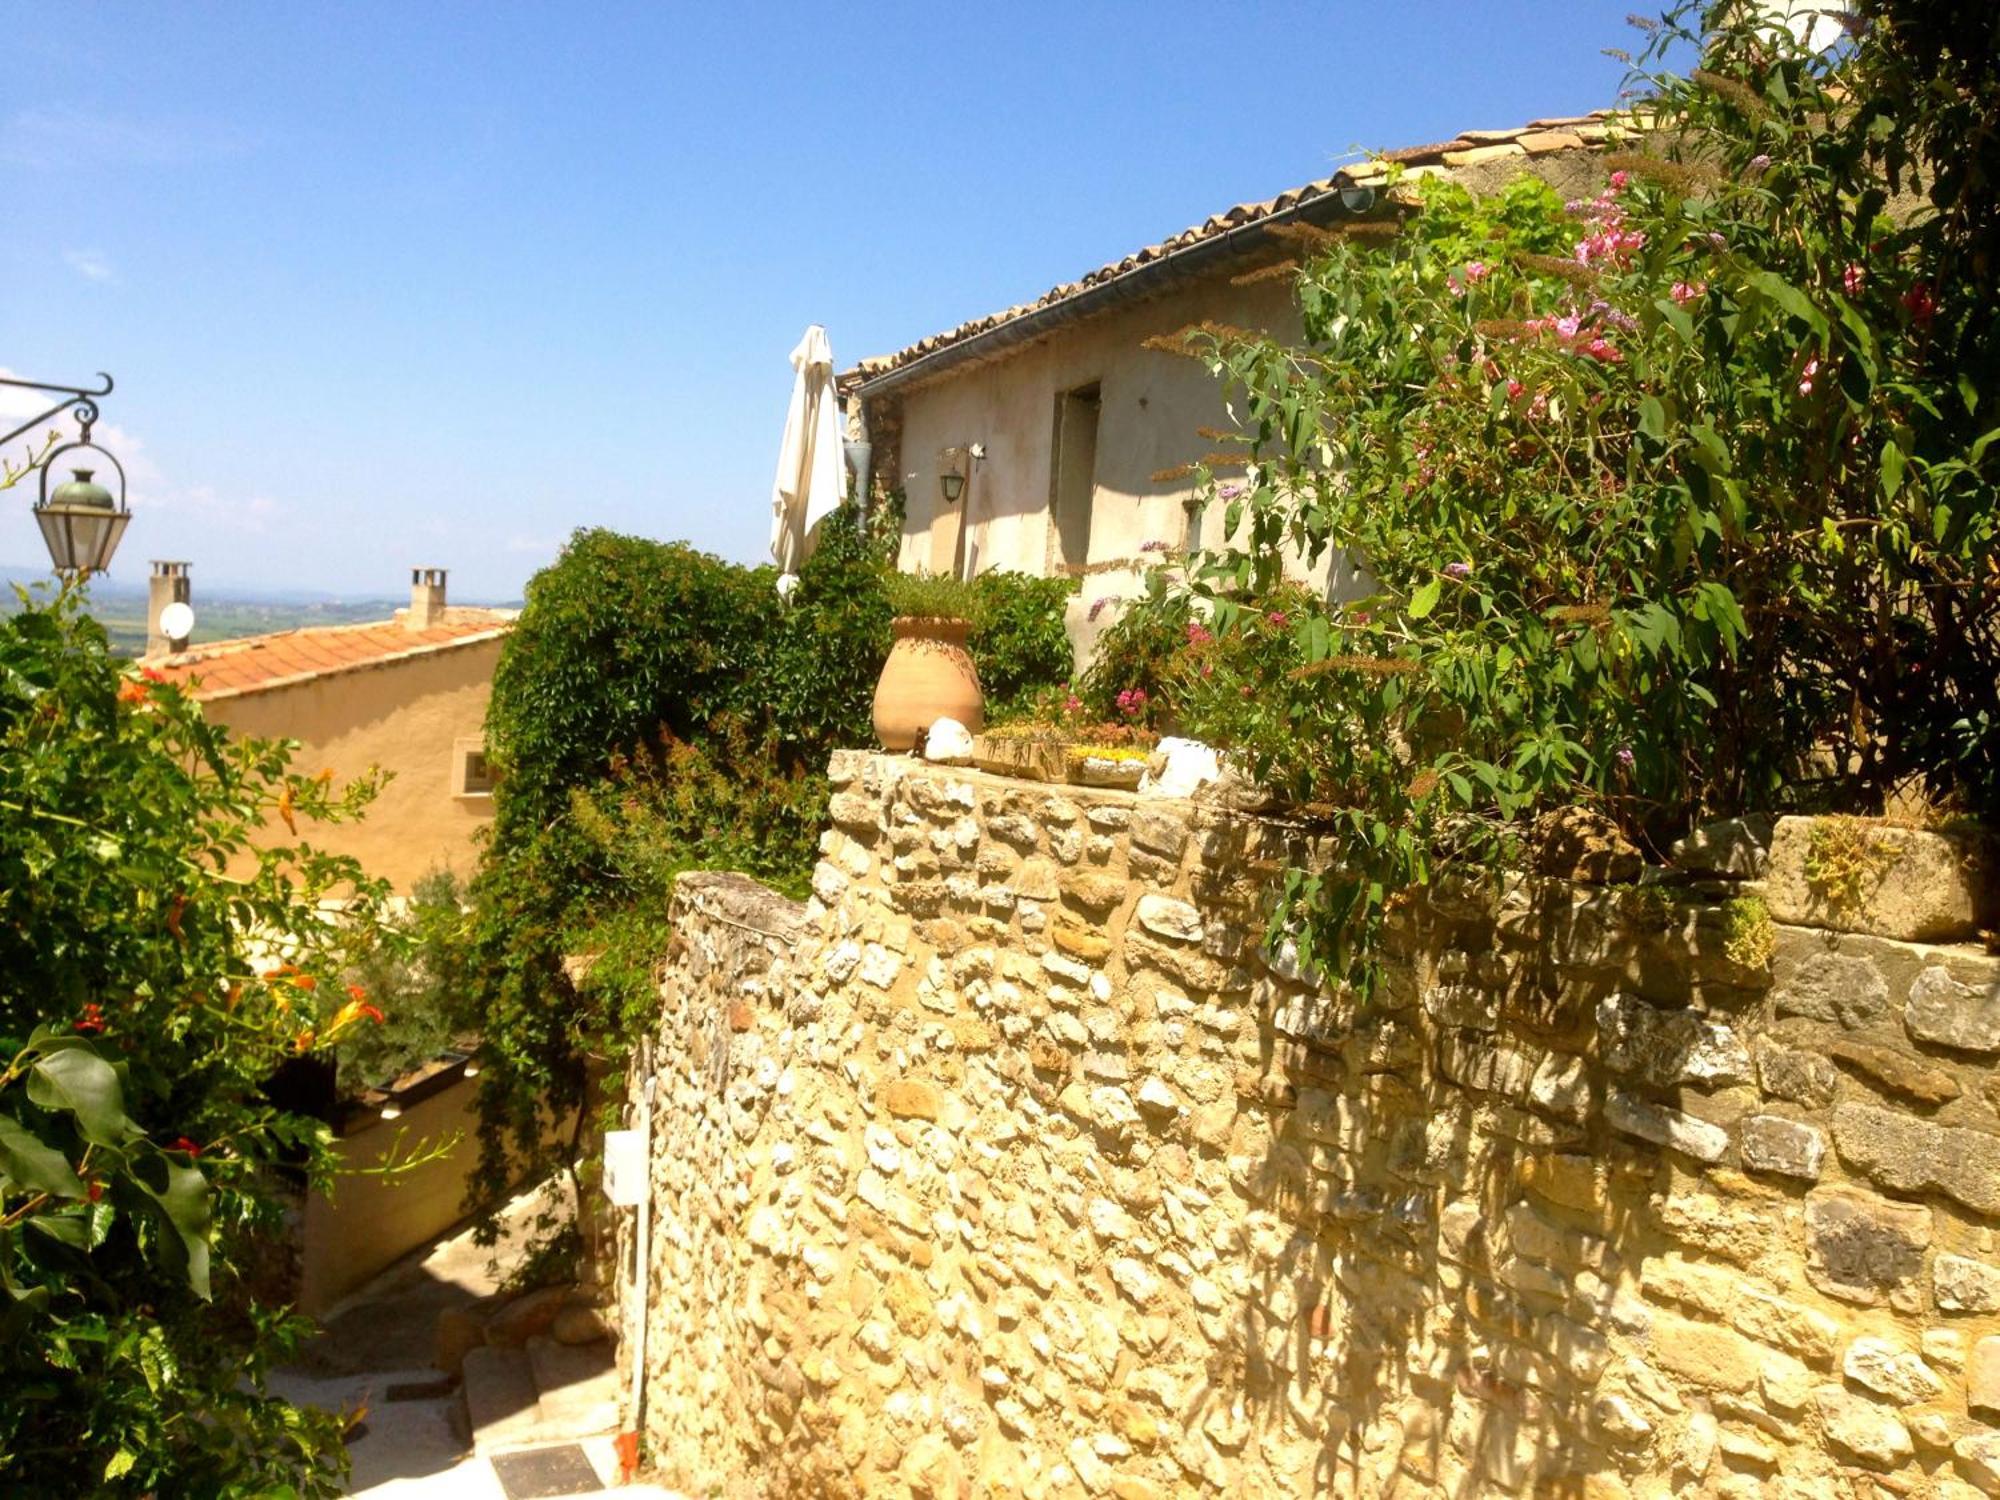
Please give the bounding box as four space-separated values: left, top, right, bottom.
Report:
602 1128 646 1207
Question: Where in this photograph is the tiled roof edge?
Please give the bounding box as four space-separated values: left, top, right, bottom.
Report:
846 108 1625 387
169 623 513 703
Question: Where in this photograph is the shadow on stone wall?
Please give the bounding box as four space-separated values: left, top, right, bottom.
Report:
620 753 2000 1499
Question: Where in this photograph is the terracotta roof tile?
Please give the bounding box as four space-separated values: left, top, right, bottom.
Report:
149 611 515 702
848 107 1621 387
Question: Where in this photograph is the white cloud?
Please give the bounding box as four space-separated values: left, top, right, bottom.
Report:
0 107 248 171
63 248 117 284
145 483 282 536
0 369 282 569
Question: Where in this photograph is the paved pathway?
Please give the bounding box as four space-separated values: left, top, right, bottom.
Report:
272 1183 683 1498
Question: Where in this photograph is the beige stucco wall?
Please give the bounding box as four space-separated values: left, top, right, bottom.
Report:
893 276 1306 660
299 1072 485 1316
882 149 1610 662
202 635 504 893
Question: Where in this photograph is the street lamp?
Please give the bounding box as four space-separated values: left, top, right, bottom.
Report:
1 372 131 578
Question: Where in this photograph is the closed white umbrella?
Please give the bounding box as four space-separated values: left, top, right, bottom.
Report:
770 324 845 582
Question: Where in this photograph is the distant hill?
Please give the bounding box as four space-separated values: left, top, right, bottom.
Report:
0 568 520 658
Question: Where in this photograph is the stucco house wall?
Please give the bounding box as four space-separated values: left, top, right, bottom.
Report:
895 275 1304 659
858 132 1612 663
202 635 503 892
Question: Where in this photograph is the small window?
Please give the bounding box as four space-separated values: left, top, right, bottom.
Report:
453 738 496 799
1048 382 1101 573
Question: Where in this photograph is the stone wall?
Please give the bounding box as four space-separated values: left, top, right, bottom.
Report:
619 750 2000 1499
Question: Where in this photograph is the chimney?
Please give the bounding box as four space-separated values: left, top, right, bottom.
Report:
408 567 447 631
146 561 192 656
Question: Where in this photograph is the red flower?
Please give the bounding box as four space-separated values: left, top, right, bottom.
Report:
346 984 368 1003
87 1181 104 1203
1901 281 1936 327
117 680 150 706
172 1136 203 1158
74 1003 106 1035
140 666 167 684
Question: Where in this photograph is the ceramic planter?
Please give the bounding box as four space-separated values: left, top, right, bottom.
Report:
873 616 984 751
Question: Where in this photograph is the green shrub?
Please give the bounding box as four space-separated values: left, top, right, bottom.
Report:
969 571 1077 720
884 569 980 621
768 505 895 755
1078 568 1194 730
1152 1 2000 991
485 530 783 843
0 588 397 1496
460 505 1071 1225
335 870 473 1091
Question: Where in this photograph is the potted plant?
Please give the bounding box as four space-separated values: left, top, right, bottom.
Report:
873 571 986 751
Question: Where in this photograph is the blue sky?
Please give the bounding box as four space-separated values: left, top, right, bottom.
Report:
1 2 1652 600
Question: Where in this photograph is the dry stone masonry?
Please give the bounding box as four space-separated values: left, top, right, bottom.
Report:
619 751 2000 1498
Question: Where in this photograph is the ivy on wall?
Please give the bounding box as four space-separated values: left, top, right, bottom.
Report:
455 505 1073 1222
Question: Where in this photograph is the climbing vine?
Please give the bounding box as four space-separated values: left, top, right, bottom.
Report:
458 505 1073 1225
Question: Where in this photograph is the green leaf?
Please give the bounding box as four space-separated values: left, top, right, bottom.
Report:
0 1113 85 1198
1407 579 1442 621
0 1283 50 1342
26 1046 138 1147
1637 395 1666 442
1656 298 1695 344
1880 439 1907 503
133 1155 212 1301
104 1450 137 1482
25 1213 88 1250
1748 270 1829 338
1688 423 1732 477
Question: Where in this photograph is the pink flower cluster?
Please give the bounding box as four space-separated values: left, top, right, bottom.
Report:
1447 260 1491 297
1566 173 1646 270
1670 280 1707 306
1521 311 1625 363
1186 621 1213 646
1115 687 1149 718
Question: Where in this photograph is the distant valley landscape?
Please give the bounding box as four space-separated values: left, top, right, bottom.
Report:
0 567 517 657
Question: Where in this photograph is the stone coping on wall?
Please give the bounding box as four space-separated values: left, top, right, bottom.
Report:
622 748 2000 1499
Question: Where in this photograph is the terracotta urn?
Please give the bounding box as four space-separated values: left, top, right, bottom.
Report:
873 616 984 751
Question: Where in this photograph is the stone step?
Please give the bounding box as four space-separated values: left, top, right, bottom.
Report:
462 1344 545 1454
526 1334 621 1437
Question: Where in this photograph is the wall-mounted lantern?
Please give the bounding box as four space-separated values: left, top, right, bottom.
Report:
2 373 131 578
938 443 986 506
938 446 969 505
